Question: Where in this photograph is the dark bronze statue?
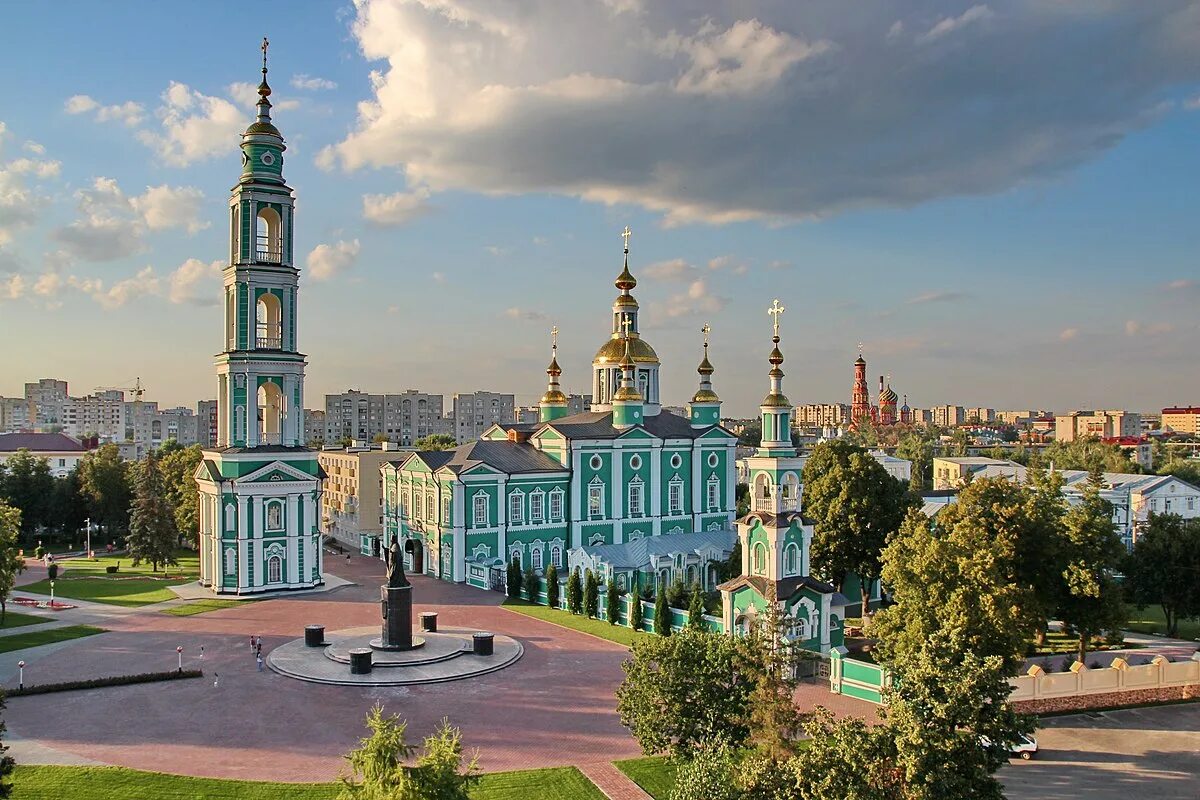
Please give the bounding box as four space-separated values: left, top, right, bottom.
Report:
384 534 409 588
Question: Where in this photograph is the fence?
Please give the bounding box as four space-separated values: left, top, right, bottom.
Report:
509 575 723 634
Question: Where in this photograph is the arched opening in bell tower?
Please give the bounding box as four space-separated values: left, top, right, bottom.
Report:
255 206 282 263
258 380 284 444
256 292 282 349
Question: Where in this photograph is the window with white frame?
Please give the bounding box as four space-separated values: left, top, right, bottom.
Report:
752 542 767 575
510 547 522 568
784 543 800 576
266 501 284 530
1150 498 1158 511
707 475 720 510
442 495 451 523
224 504 235 530
550 488 564 521
473 492 489 526
224 548 235 575
628 478 644 517
590 532 606 545
530 490 545 523
509 491 524 525
426 494 435 521
791 617 809 640
1165 499 1173 512
670 453 682 469
668 477 684 514
268 555 283 583
532 547 543 571
551 545 562 567
588 479 604 518
1190 497 1195 511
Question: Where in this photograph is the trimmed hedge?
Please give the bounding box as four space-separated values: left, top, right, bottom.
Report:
7 668 203 697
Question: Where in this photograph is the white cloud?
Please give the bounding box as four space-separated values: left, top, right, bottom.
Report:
322 2 1197 226
32 271 62 296
431 271 446 283
0 273 25 300
306 239 361 281
55 267 161 310
228 82 300 112
642 258 696 282
130 184 209 234
292 74 338 91
137 82 246 167
484 246 508 257
51 178 207 261
767 259 791 270
23 141 45 155
0 128 58 245
661 278 726 318
504 307 548 321
1059 328 1078 341
906 290 967 305
168 258 224 305
1124 319 1173 337
63 94 145 126
363 188 431 226
707 255 747 275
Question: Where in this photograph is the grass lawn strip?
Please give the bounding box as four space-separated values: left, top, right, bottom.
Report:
12 764 606 800
1124 605 1200 641
501 597 645 647
163 598 248 617
19 549 200 608
0 611 51 630
614 756 677 800
0 625 105 653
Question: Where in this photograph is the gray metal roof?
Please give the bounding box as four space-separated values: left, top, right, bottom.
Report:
582 529 737 569
441 440 565 475
543 409 730 441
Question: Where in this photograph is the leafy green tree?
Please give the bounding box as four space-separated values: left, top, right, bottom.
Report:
566 567 583 614
666 576 688 609
51 467 89 536
803 440 911 618
1125 514 1200 637
0 681 13 797
744 582 803 758
1157 456 1200 486
0 449 54 537
686 583 706 629
544 563 559 609
616 627 754 757
522 563 538 603
606 577 621 625
1057 474 1127 663
505 557 521 600
125 452 178 572
1036 437 1139 474
629 591 644 631
78 444 132 533
654 588 671 636
0 501 27 623
338 706 479 800
159 444 202 546
669 742 741 800
414 434 458 451
584 568 599 618
895 432 935 493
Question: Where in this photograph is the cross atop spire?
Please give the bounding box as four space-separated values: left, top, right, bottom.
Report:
621 225 632 253
620 316 634 338
701 322 711 348
551 325 558 350
768 299 785 339
262 37 269 72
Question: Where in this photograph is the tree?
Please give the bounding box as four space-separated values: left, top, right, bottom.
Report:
338 705 479 800
0 683 13 798
895 431 935 493
803 440 911 619
1125 514 1200 637
159 445 202 546
0 449 54 538
566 567 583 614
125 452 178 572
1057 473 1127 663
51 468 89 537
1157 456 1200 487
629 590 644 631
584 568 599 618
606 577 621 625
523 563 538 603
372 433 391 444
686 583 706 629
0 501 27 623
792 710 898 800
616 627 755 757
669 742 741 800
78 444 132 533
506 557 522 600
654 588 671 636
544 563 559 609
744 582 803 758
414 434 458 451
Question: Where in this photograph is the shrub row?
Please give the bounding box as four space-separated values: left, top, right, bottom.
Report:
7 668 203 697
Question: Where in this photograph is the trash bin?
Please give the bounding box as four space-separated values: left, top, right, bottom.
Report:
349 648 373 674
472 632 494 656
419 612 438 633
304 625 325 647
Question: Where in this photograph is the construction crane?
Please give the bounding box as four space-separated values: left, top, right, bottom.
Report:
94 377 144 443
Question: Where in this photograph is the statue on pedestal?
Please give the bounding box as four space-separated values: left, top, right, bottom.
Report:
373 535 420 651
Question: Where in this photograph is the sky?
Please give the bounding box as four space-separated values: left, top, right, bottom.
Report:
1 0 1199 418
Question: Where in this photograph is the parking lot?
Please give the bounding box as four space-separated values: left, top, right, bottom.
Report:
1001 703 1200 800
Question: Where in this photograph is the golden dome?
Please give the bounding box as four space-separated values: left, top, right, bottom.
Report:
594 335 660 365
691 388 720 403
761 392 792 408
613 294 639 308
546 356 562 376
613 385 644 402
697 355 714 376
880 385 899 404
540 389 568 405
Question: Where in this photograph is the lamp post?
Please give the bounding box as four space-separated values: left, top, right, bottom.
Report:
82 517 96 558
17 660 24 691
49 580 55 607
176 645 184 672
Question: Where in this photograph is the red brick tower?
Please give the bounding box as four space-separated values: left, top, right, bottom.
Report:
850 350 872 428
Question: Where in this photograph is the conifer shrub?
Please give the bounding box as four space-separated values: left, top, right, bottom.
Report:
506 557 522 600
654 589 671 636
523 564 539 603
584 569 600 618
606 578 622 625
545 564 560 609
567 567 583 614
630 593 644 631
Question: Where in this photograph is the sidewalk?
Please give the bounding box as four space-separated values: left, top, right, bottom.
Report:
577 762 654 800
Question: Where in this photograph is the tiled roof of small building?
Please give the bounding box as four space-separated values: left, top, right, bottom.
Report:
0 432 85 452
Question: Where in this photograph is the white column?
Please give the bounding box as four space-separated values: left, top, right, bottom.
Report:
650 442 662 520
570 447 583 549
725 442 736 516
282 375 296 446
253 496 265 585
237 495 249 589
612 447 622 530
496 478 508 559
692 446 703 531
820 592 831 650
287 493 300 584
246 372 259 447
303 492 318 582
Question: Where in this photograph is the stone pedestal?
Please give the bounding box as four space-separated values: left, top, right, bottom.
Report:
349 648 373 674
419 612 438 633
375 584 413 651
472 632 494 656
304 625 325 647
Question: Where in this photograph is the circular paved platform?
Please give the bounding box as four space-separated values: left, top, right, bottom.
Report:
268 625 522 686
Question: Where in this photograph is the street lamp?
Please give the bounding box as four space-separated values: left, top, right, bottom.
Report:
49 580 55 607
17 660 24 691
176 645 184 672
82 517 97 559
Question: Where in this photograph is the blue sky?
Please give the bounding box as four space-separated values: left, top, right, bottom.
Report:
1 1 1198 417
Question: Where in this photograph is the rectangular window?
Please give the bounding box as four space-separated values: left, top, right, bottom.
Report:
1165 499 1172 512
707 479 719 511
550 491 563 521
588 484 604 517
1189 497 1195 511
628 482 643 517
669 482 683 515
509 493 523 525
474 494 489 527
442 496 451 523
530 492 544 523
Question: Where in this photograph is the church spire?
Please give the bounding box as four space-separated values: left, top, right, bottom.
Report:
757 299 795 456
688 322 721 428
539 326 570 422
241 37 285 185
612 319 644 428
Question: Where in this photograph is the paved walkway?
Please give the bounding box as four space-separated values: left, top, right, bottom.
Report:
578 762 654 800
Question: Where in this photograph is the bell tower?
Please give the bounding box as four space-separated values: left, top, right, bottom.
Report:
196 39 323 595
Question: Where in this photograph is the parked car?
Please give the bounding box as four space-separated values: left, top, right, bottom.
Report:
981 733 1038 760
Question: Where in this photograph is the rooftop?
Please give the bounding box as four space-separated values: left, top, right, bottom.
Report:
0 432 86 453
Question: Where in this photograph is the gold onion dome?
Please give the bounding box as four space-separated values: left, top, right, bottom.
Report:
692 387 720 403
594 335 659 365
541 388 568 404
615 256 637 291
697 354 714 376
854 354 866 366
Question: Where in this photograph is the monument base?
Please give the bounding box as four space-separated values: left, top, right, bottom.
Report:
369 635 426 652
380 584 414 650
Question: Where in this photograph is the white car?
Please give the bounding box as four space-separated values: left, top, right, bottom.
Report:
981 733 1038 760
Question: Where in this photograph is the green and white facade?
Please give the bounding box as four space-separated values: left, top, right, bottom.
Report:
194 47 324 594
380 240 739 592
718 309 849 655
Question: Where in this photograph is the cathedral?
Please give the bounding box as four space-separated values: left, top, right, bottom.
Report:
849 350 910 429
194 43 325 594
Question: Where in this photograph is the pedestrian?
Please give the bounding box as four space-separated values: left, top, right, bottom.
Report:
199 645 205 661
256 641 262 659
249 634 255 652
213 672 219 687
256 654 263 672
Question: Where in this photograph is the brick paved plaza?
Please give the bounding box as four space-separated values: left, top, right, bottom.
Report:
2 554 874 782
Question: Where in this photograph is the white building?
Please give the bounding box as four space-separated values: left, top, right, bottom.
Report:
736 450 913 488
1055 410 1141 443
0 432 89 478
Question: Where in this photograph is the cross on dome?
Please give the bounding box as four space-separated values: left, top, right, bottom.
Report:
768 299 785 338
620 316 634 337
701 322 711 347
621 225 632 252
551 325 558 350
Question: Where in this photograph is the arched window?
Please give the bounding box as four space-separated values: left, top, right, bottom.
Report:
686 565 697 584
781 472 800 510
628 478 644 517
256 206 282 263
549 488 564 521
224 504 235 531
234 406 246 444
266 501 283 531
551 545 562 567
510 547 522 568
668 476 684 515
257 381 284 444
255 292 282 350
268 555 283 583
752 542 767 575
791 617 809 640
426 494 435 521
532 547 543 572
753 472 772 511
530 489 545 523
509 491 524 525
783 543 800 576
224 548 235 575
706 475 720 511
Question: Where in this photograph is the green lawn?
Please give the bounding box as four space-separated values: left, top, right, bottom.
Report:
12 764 605 800
501 598 645 647
163 599 249 617
614 757 677 800
0 625 105 653
1124 605 1200 641
0 610 50 629
20 550 199 607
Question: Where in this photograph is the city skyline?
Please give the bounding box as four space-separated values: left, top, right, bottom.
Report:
2 2 1199 416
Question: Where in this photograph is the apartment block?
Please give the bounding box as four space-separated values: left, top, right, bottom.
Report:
452 391 515 443
303 408 326 445
318 443 411 552
931 404 965 428
196 400 219 447
965 407 996 423
1055 410 1141 443
796 403 851 428
324 390 449 446
1161 407 1200 435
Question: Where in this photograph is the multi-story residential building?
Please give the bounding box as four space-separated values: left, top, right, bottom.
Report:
324 390 383 444
1101 436 1154 470
25 378 69 427
909 407 932 425
65 391 126 441
965 407 996 423
795 403 850 428
1161 406 1200 435
0 432 89 478
303 408 326 445
319 443 408 553
1055 410 1141 442
452 391 515 443
323 390 449 446
0 397 32 432
196 400 219 447
931 404 965 428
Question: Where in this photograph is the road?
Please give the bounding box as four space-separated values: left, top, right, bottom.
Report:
1001 704 1200 800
